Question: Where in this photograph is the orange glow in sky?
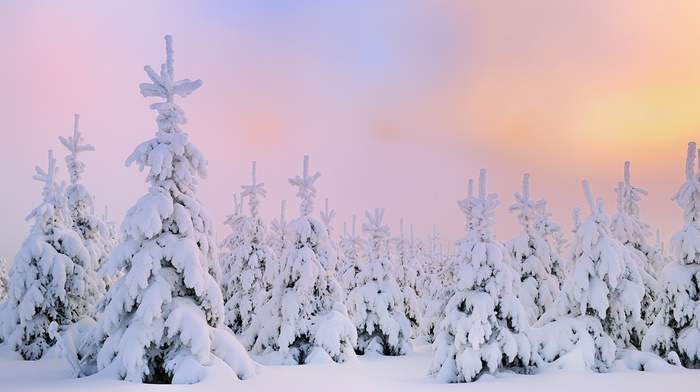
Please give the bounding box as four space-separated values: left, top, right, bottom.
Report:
1 1 700 257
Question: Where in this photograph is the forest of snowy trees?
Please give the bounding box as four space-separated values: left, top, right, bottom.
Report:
1 35 700 384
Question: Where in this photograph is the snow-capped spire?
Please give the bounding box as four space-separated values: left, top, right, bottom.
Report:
58 114 95 185
686 142 697 181
478 168 487 199
289 155 321 217
33 150 59 203
509 173 546 231
522 172 530 200
241 161 266 218
139 35 202 103
672 142 700 224
582 180 596 214
233 193 242 215
320 198 336 232
615 181 624 213
572 207 582 232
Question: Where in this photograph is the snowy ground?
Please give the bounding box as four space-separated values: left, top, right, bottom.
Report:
1 340 699 392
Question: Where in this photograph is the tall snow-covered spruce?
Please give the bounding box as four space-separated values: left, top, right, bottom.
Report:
78 36 253 384
609 161 659 344
346 208 412 356
535 180 645 371
643 142 700 368
220 162 275 338
429 169 530 383
249 156 356 364
0 151 92 360
59 114 110 310
337 216 366 303
506 173 560 325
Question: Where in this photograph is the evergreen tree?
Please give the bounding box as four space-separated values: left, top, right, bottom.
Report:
219 194 244 302
609 161 659 341
536 180 644 371
78 36 253 383
506 173 560 325
320 198 344 283
220 162 275 337
643 142 700 368
421 225 450 343
0 151 92 360
249 156 356 364
429 169 530 382
59 114 110 310
531 192 567 284
392 219 423 338
337 216 366 303
347 208 412 356
0 256 8 302
266 199 287 284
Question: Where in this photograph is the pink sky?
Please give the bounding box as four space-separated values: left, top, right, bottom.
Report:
1 1 699 259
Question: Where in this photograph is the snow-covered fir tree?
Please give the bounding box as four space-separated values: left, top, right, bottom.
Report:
320 198 344 281
609 162 660 327
347 208 412 356
220 162 275 337
0 150 92 360
249 156 356 364
643 142 700 368
421 225 450 343
219 194 244 304
429 169 530 383
531 193 567 284
266 199 287 284
59 114 110 311
392 219 423 338
536 180 646 370
78 36 253 383
506 173 560 325
0 256 8 301
337 216 366 303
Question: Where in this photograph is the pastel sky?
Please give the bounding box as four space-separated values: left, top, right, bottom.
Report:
1 1 699 259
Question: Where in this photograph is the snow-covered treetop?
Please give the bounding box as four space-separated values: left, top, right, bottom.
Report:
611 161 651 246
671 141 700 224
223 193 244 227
457 179 474 231
27 150 69 233
571 207 582 233
34 150 60 202
289 155 321 217
139 35 203 104
58 114 95 185
460 169 499 242
271 199 287 234
582 180 608 225
241 161 266 218
362 208 391 260
508 173 546 232
533 206 562 240
618 161 647 219
320 198 336 235
127 35 208 190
